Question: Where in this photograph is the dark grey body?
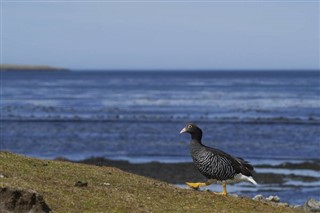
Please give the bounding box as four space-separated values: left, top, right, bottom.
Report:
182 123 254 181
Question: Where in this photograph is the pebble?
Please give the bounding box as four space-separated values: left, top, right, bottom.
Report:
252 195 265 201
266 195 280 203
253 194 281 203
252 194 289 208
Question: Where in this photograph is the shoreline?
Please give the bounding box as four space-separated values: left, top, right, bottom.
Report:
67 157 320 185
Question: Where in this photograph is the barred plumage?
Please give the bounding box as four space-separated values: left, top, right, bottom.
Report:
180 123 257 195
190 141 237 180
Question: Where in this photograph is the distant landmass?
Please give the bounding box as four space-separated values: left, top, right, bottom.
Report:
0 64 68 71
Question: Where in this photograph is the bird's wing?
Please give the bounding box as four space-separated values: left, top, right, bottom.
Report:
203 145 254 177
235 157 254 171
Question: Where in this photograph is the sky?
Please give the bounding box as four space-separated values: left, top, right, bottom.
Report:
1 1 319 70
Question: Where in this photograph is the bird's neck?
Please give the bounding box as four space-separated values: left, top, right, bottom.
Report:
191 133 202 144
190 138 203 156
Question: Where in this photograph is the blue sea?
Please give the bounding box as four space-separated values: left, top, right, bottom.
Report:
1 70 320 205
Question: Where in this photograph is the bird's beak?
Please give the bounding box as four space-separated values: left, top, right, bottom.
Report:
180 127 187 134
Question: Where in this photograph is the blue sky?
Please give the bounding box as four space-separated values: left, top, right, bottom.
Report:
1 1 319 70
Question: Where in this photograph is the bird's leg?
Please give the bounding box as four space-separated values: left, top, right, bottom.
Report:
214 181 228 196
186 179 215 190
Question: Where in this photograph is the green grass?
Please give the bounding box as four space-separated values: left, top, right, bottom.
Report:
0 152 301 212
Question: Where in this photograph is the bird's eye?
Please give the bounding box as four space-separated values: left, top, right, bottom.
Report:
188 125 192 128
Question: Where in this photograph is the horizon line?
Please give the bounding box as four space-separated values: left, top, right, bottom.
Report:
69 68 320 72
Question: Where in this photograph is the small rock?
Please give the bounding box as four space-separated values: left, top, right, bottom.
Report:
74 181 88 187
266 195 280 203
103 183 111 186
304 198 320 212
0 174 5 178
253 194 265 201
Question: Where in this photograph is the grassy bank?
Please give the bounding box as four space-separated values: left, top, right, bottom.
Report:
0 152 301 212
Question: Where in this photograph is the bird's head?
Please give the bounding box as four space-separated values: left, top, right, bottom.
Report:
180 123 203 140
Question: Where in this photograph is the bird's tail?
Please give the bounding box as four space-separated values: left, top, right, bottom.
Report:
236 173 258 185
246 176 258 185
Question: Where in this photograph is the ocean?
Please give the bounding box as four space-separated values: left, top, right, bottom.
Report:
1 70 320 205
